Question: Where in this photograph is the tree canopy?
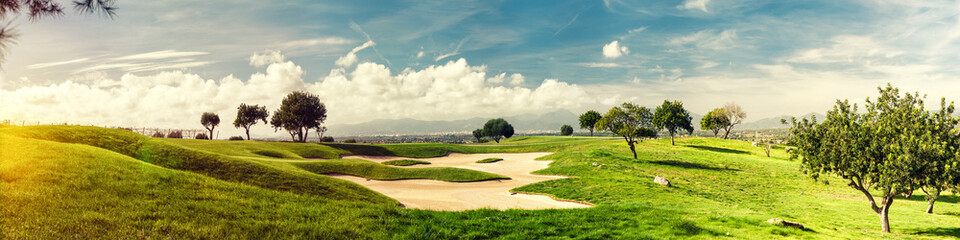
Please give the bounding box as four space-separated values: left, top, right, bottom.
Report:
721 103 746 139
700 108 729 137
579 110 602 136
560 124 573 136
233 103 269 140
270 91 327 142
472 129 483 143
595 103 656 159
653 100 693 146
200 112 220 140
481 118 514 143
786 84 958 232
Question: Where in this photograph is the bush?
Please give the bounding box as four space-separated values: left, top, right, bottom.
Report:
477 158 503 163
166 131 183 138
319 136 335 142
151 131 165 138
228 136 245 141
343 138 358 143
381 159 431 166
195 133 209 140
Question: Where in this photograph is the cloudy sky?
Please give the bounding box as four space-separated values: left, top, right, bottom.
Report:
3 0 960 137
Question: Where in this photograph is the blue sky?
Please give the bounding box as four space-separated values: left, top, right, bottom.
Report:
3 0 960 136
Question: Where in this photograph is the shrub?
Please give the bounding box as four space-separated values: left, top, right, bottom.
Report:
151 131 164 138
381 159 431 166
228 136 245 141
343 138 358 143
166 130 183 138
319 136 335 142
477 158 503 163
195 133 209 140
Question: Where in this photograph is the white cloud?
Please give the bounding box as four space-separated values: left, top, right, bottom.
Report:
554 13 580 36
27 57 91 70
678 0 710 12
113 50 209 61
668 29 738 51
1 56 594 138
249 50 286 67
417 51 425 58
278 37 353 49
785 35 901 64
336 41 376 67
602 40 630 58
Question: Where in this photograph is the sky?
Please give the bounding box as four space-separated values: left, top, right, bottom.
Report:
3 0 960 138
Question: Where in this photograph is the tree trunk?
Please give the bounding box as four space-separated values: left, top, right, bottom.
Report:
924 187 940 214
209 129 215 140
879 197 893 233
629 142 637 159
245 127 251 140
670 133 675 146
926 199 936 214
303 129 310 142
589 128 594 137
722 129 730 139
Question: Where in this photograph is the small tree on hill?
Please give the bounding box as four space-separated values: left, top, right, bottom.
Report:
721 103 746 139
653 100 694 146
201 112 220 140
918 100 960 214
234 103 269 140
315 125 327 142
271 91 327 142
579 110 602 136
595 103 656 159
700 108 729 137
560 124 573 136
472 129 483 143
481 118 514 143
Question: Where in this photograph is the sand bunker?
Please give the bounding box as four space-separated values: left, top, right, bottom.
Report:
333 152 592 211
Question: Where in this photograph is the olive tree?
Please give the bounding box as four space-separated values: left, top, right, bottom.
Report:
200 112 220 140
653 100 694 146
595 103 656 159
481 118 514 143
721 103 746 139
472 129 483 143
270 91 326 142
700 108 729 137
579 110 602 136
233 103 269 140
560 125 573 136
918 100 960 214
786 84 952 233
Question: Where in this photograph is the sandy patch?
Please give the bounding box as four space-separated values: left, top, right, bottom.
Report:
333 152 592 211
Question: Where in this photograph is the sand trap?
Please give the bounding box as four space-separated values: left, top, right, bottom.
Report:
333 152 592 211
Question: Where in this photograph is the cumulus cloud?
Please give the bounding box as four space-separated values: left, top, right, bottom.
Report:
602 40 629 58
336 41 376 67
0 55 594 138
249 49 286 67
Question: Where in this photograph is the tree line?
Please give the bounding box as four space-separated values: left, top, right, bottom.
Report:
199 91 328 142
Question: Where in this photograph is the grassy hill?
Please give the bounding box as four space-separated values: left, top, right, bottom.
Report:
2 125 958 239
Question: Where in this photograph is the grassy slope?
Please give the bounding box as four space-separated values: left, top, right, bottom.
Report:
381 159 431 166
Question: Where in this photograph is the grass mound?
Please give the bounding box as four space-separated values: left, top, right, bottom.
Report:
381 159 431 166
293 159 509 182
476 158 503 163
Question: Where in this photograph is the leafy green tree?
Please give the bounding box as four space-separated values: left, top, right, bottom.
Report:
653 100 694 146
721 103 746 139
472 129 483 143
560 124 573 136
481 118 514 143
233 103 269 140
700 108 729 137
200 112 220 140
595 103 656 159
579 110 602 136
918 100 960 214
270 91 327 142
786 84 951 233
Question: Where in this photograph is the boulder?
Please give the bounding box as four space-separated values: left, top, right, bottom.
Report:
767 218 804 230
654 176 671 187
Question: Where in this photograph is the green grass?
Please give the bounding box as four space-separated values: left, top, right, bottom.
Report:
3 125 959 239
476 158 503 163
381 159 431 166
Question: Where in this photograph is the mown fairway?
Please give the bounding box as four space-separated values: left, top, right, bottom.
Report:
2 125 958 239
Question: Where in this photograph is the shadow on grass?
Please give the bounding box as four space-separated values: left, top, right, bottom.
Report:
323 143 396 156
685 145 750 155
649 160 740 171
944 212 960 218
896 193 960 204
911 227 960 238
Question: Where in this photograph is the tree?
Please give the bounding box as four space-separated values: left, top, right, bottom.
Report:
595 103 656 159
918 99 960 214
1 0 117 65
579 110 602 136
315 125 327 142
270 91 327 142
200 112 220 140
721 103 746 139
786 84 950 233
700 108 729 137
472 129 483 143
233 103 269 140
653 100 694 146
560 124 573 136
481 118 514 143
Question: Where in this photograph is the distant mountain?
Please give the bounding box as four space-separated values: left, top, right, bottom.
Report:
326 110 581 136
